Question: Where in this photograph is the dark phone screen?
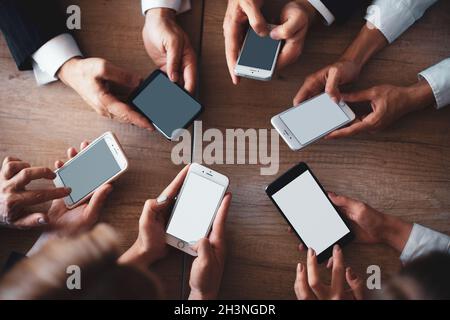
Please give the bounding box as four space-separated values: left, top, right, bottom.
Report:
238 28 280 70
132 73 201 138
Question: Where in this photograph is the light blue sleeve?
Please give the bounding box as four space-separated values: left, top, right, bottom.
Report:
400 223 450 264
419 58 450 109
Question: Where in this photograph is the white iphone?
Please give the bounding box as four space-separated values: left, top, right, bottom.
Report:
165 163 229 256
271 93 356 151
53 132 128 209
234 25 281 81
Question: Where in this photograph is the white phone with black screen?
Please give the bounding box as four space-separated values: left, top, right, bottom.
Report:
271 93 356 151
165 163 229 256
266 162 353 263
53 132 128 209
234 25 281 81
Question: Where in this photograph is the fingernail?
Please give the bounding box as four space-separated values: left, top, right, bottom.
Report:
347 267 356 280
308 248 315 257
298 263 303 272
65 187 72 193
328 191 336 197
38 218 47 225
156 194 168 204
171 72 179 82
269 30 279 39
334 244 340 254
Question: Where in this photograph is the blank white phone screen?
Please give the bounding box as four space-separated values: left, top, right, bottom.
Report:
280 94 349 145
272 171 350 254
167 173 225 243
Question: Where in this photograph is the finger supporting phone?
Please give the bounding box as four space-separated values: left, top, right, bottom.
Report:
165 163 229 256
266 162 353 263
272 93 356 151
53 132 128 209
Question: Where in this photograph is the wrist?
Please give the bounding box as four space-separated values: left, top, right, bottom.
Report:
405 80 436 112
380 214 413 252
57 56 82 85
145 8 176 21
341 24 388 71
296 0 318 26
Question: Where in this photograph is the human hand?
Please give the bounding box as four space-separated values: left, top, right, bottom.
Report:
328 192 413 253
293 60 361 105
0 157 70 229
118 165 190 267
57 57 154 131
223 0 266 84
188 193 232 300
293 23 389 106
326 81 435 139
143 8 197 93
27 141 113 256
295 245 365 300
270 1 317 70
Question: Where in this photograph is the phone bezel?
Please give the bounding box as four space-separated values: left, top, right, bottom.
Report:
53 131 128 209
165 163 229 256
265 162 353 263
128 69 203 140
234 25 282 81
271 93 356 151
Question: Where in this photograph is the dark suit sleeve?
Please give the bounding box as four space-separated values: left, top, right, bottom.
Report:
320 0 370 23
0 0 67 70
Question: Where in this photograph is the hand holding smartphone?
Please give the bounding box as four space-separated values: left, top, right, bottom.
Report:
234 25 282 81
129 70 203 140
165 163 229 256
272 93 356 151
53 132 128 208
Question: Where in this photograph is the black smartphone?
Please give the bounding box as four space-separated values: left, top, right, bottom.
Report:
129 70 203 140
265 162 353 263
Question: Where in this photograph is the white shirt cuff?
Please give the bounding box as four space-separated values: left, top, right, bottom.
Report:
365 0 437 44
419 58 450 109
400 223 450 264
31 33 82 85
141 0 191 15
307 0 335 26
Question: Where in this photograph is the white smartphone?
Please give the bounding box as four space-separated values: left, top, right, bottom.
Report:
271 93 356 151
165 163 229 256
53 132 128 209
234 25 281 81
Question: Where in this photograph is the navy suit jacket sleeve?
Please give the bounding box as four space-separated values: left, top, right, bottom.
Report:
320 0 370 23
0 0 67 70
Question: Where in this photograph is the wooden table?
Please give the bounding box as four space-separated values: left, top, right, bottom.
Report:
1 0 450 300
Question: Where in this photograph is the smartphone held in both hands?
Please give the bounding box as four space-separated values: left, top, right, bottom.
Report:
235 25 282 81
165 163 229 256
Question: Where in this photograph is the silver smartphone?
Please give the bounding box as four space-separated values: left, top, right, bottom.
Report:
165 163 229 256
271 93 356 151
234 25 281 81
53 132 128 208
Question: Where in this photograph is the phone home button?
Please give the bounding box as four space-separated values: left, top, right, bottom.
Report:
177 241 185 249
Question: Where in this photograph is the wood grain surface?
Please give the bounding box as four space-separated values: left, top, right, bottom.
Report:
0 0 204 299
1 0 449 300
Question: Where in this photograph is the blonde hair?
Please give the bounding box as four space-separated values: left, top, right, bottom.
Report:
0 224 163 300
